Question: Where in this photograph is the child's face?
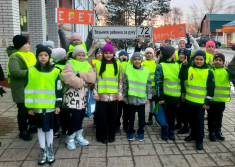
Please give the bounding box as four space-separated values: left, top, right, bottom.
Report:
178 53 185 61
178 41 186 49
119 54 128 60
206 45 215 54
19 42 30 52
104 51 113 61
38 51 49 66
96 51 103 60
146 52 153 60
133 57 142 68
75 53 85 62
73 39 82 45
194 56 205 67
213 57 223 68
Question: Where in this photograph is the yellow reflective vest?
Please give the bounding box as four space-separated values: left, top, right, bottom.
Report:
68 43 88 59
161 62 181 97
211 67 230 102
24 67 60 110
125 65 150 98
67 59 92 73
175 50 179 61
141 59 157 86
7 51 36 83
96 61 120 94
186 67 209 104
204 49 215 64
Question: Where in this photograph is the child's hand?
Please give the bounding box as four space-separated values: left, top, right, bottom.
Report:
181 94 185 102
203 104 210 110
28 110 34 115
139 37 144 44
125 101 128 104
224 61 229 69
182 56 188 65
213 50 219 55
209 58 214 67
146 99 149 105
104 36 110 42
159 100 164 104
55 107 60 114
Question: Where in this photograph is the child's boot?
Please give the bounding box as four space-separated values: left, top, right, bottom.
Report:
47 145 55 164
196 140 203 150
75 129 89 146
65 132 76 150
146 113 153 125
215 128 225 141
209 128 216 141
38 147 47 166
168 130 175 140
161 126 168 140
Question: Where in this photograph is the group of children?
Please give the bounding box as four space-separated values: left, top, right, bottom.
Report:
7 31 231 165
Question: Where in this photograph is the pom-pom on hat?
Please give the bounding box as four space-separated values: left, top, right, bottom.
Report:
102 41 115 55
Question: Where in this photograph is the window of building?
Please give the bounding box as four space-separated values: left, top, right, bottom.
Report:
204 23 206 29
19 0 28 33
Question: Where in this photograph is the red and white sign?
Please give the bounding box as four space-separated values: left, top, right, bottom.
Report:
55 8 95 25
152 23 187 41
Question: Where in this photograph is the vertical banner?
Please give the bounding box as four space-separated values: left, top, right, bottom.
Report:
55 8 94 25
152 23 187 41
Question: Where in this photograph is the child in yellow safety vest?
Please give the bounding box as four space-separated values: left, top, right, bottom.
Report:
207 53 230 142
155 46 187 141
61 46 96 150
93 41 123 144
26 46 63 165
182 50 215 150
116 51 130 133
123 52 152 141
204 40 219 64
89 47 103 67
141 47 159 125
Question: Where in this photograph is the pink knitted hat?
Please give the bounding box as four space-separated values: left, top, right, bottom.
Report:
71 32 82 41
206 40 215 48
102 41 115 54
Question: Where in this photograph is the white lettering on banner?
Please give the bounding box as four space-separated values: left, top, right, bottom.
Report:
88 13 93 23
79 13 84 22
59 11 64 21
179 27 185 35
171 31 175 37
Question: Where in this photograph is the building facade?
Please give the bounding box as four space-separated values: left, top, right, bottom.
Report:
0 0 97 87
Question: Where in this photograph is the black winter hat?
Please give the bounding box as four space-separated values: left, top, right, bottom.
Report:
160 46 175 59
13 35 28 50
36 46 52 59
178 48 186 55
214 53 225 62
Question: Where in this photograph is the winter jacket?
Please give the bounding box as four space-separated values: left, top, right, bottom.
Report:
173 36 200 57
24 65 63 113
155 60 187 106
181 63 215 107
123 65 152 106
58 29 93 53
228 55 235 85
0 64 4 81
93 63 123 102
7 46 34 103
61 63 96 110
134 42 147 52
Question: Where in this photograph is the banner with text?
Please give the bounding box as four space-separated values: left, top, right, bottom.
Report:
92 26 153 39
55 8 94 25
152 23 187 41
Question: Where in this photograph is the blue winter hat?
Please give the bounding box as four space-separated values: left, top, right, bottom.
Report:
95 47 103 56
193 50 206 60
44 40 54 49
119 51 129 59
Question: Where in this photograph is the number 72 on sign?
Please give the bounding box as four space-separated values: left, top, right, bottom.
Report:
136 26 153 38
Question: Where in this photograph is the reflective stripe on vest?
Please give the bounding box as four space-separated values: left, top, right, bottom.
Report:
67 59 92 73
211 67 230 102
126 65 149 98
24 67 60 110
204 49 215 64
161 62 181 97
141 59 157 86
96 61 120 94
186 67 209 104
7 51 36 83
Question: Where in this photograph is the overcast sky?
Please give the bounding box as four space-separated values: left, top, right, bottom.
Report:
170 0 235 16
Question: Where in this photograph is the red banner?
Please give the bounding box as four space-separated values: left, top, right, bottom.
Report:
152 23 187 41
56 8 94 25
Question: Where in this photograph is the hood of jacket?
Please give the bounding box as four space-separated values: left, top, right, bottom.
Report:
6 46 18 57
